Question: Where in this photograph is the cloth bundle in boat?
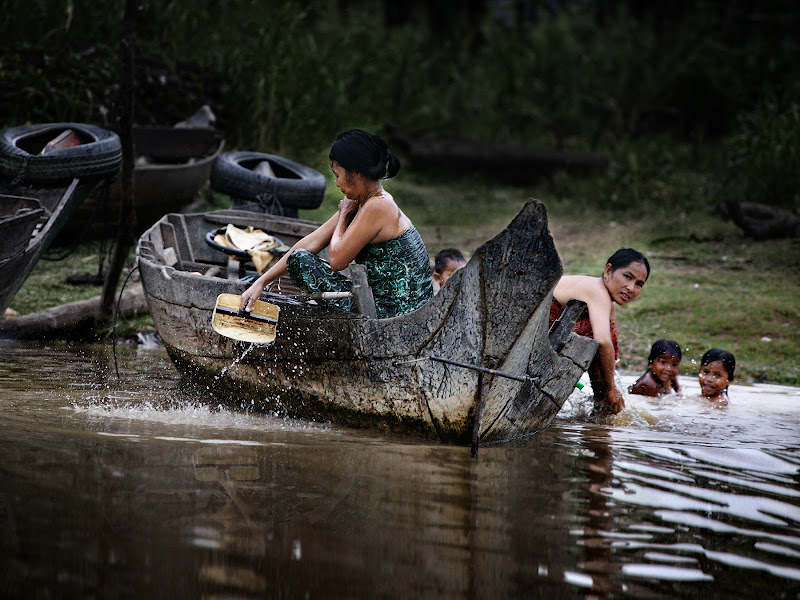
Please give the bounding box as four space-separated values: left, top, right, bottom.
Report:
212 224 290 274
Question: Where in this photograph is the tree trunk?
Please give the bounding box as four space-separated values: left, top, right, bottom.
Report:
0 284 148 340
385 124 610 183
100 0 137 320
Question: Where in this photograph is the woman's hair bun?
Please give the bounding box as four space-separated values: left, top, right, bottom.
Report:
383 152 401 179
329 129 401 180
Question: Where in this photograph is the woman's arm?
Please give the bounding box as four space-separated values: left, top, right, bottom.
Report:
328 197 386 271
585 290 625 413
554 275 625 413
239 213 339 311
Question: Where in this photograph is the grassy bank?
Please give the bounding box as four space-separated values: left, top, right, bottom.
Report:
11 162 799 386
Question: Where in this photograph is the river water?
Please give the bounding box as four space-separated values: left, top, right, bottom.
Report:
1 340 798 599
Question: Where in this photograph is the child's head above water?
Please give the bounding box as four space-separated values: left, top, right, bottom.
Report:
648 339 681 364
699 348 736 403
433 248 467 288
629 339 682 397
648 339 681 381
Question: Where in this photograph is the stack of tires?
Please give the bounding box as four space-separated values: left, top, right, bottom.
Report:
210 151 326 219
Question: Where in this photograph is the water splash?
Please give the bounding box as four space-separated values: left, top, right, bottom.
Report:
218 343 257 378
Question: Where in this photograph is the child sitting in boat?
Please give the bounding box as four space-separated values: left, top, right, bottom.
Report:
698 348 736 405
628 339 682 397
433 248 467 291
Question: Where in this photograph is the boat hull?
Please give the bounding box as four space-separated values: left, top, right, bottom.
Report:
0 179 94 315
60 126 224 239
137 201 598 444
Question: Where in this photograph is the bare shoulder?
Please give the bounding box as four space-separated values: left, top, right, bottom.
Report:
361 191 411 241
629 372 657 396
360 191 396 216
554 275 608 304
365 196 398 229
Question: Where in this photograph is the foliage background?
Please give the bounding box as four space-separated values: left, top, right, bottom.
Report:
3 0 799 194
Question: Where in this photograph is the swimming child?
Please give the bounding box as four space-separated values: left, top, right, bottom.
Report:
433 248 467 289
698 348 736 405
628 339 682 397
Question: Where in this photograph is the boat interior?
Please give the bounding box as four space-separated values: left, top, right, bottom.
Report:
138 210 318 292
0 195 46 262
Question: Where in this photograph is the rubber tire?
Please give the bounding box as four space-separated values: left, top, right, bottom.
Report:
210 151 326 210
204 229 249 259
0 122 122 183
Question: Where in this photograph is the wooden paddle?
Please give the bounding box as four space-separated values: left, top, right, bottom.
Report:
212 293 280 344
212 291 354 344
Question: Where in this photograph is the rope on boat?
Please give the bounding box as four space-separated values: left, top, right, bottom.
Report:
394 355 564 458
112 264 139 381
43 176 115 263
393 355 539 384
396 355 583 392
431 355 538 383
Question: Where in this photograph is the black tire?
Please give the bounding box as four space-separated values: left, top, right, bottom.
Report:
0 122 122 184
210 151 326 211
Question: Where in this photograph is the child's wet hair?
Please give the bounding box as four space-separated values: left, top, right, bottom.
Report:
648 339 682 364
434 248 466 275
701 348 736 381
607 247 650 279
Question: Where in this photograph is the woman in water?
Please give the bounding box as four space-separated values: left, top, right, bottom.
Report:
549 248 650 415
240 129 433 319
628 339 682 397
698 348 735 405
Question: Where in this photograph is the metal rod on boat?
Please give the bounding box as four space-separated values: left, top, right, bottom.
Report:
263 291 353 301
308 292 352 300
429 355 537 383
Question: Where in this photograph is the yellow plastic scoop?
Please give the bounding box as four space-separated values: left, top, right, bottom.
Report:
212 293 279 345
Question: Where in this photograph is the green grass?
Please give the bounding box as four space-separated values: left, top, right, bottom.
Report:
8 240 152 339
10 240 113 314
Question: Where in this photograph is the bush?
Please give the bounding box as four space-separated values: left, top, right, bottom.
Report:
725 95 800 208
2 0 798 165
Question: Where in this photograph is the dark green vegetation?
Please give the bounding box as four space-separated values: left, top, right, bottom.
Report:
3 0 799 188
3 1 799 384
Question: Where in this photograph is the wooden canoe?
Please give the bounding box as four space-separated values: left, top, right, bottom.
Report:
58 126 224 240
0 179 97 315
136 199 597 445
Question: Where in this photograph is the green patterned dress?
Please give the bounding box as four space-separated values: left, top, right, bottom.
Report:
286 225 433 319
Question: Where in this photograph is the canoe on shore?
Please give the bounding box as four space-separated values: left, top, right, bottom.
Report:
58 125 224 240
0 122 123 315
0 179 95 315
137 199 597 446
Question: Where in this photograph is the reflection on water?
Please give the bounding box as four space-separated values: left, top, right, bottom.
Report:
0 341 797 598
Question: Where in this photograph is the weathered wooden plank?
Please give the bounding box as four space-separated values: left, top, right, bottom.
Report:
0 283 148 339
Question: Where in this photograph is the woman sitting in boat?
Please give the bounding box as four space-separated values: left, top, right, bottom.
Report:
240 129 434 319
549 248 650 415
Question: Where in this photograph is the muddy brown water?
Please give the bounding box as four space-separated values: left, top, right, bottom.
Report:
1 340 798 598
